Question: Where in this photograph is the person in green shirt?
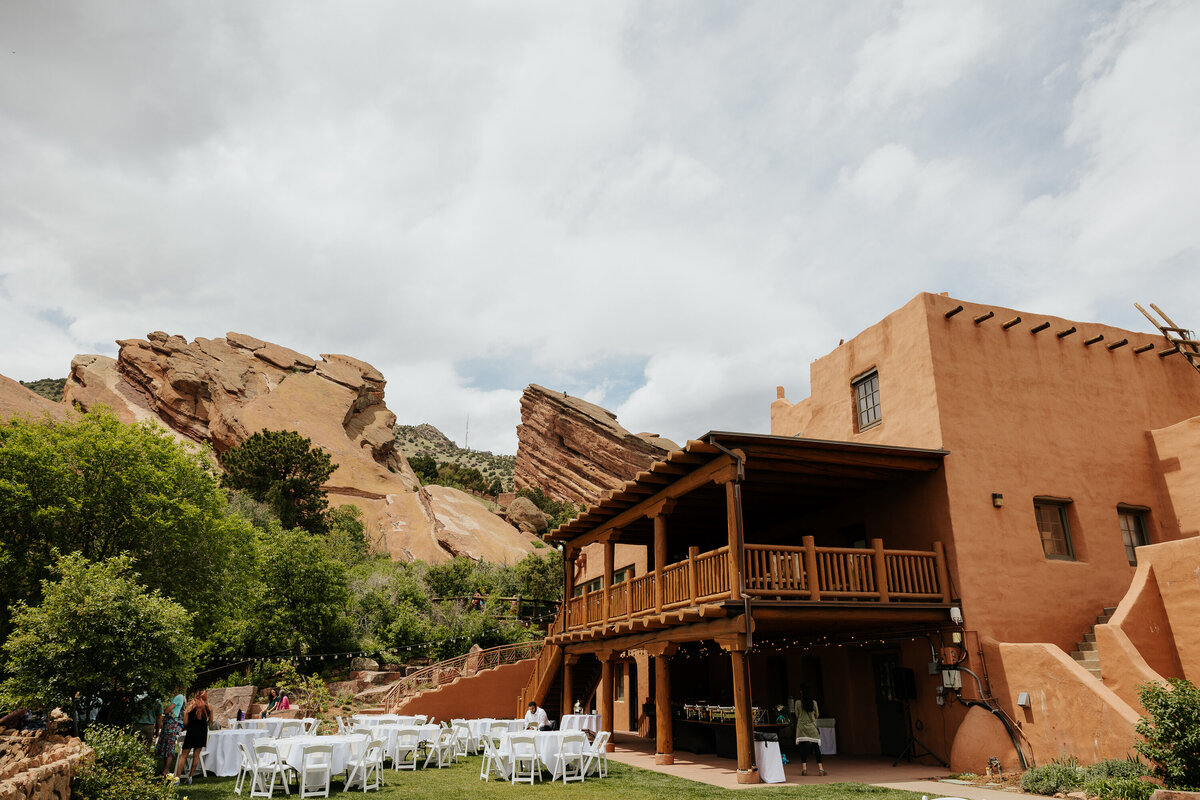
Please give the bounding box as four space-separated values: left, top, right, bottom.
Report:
793 687 825 776
133 694 163 746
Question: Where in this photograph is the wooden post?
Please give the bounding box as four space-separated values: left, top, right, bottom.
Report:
721 637 758 784
599 652 615 751
647 643 677 764
564 549 576 627
871 538 889 602
933 541 952 603
802 535 821 601
688 545 699 604
562 654 576 714
654 515 667 613
603 540 615 626
725 481 742 601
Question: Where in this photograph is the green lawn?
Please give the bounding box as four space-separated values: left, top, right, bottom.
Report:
179 756 926 800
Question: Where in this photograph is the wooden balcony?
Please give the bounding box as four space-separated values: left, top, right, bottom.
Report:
557 537 950 640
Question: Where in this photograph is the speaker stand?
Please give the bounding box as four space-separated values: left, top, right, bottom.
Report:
892 699 948 768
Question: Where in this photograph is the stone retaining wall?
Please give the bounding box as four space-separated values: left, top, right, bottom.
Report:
0 728 91 800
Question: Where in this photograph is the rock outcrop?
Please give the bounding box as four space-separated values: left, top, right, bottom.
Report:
513 384 678 508
0 375 68 423
505 496 550 533
62 333 540 563
0 728 90 800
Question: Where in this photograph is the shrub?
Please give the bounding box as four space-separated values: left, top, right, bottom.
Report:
1083 777 1155 800
1087 758 1152 780
74 725 179 800
1136 678 1200 789
1020 757 1086 795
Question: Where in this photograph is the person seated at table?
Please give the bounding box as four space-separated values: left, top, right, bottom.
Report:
524 701 553 731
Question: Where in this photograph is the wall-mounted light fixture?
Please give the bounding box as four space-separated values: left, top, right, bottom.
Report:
992 492 1004 508
1017 691 1031 708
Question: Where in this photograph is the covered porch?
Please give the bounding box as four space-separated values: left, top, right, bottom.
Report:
527 432 959 784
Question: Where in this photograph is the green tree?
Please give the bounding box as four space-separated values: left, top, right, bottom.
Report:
1136 678 1200 789
250 528 355 655
408 453 438 484
0 554 196 734
219 430 336 533
513 549 563 602
0 411 254 644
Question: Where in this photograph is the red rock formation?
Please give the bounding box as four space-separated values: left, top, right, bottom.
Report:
0 375 68 423
513 384 677 508
62 333 540 564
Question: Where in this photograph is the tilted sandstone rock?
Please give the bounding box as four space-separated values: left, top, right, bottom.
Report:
61 333 539 563
0 374 68 423
513 384 678 508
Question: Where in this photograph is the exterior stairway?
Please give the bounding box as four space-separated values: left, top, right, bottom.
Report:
1070 605 1117 680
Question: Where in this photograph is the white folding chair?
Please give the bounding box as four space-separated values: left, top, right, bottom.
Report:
424 728 456 769
302 718 319 735
183 747 210 777
278 720 304 739
298 744 332 799
250 741 295 797
509 733 541 785
413 715 428 724
488 722 509 748
391 727 420 771
235 741 255 795
479 737 507 782
345 737 385 792
336 716 350 735
452 723 472 760
555 732 588 783
583 731 610 778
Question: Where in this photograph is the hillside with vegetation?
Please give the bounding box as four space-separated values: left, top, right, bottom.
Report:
394 423 515 494
19 377 66 402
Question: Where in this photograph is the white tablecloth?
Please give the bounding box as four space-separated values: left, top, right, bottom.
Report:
500 730 589 778
233 718 283 737
277 735 361 775
352 714 425 729
469 718 524 740
816 718 837 755
560 714 600 733
754 741 785 783
205 729 260 777
373 723 440 756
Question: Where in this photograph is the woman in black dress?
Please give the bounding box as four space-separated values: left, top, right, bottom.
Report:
174 690 212 784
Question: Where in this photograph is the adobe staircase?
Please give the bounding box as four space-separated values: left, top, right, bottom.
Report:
1069 605 1117 680
355 640 545 713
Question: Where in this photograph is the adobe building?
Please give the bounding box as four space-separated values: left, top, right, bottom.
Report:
522 292 1200 781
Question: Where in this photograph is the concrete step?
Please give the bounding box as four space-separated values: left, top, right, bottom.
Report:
1083 633 1096 643
1074 641 1097 652
1085 666 1103 679
1096 614 1113 625
1102 606 1118 615
1071 651 1101 666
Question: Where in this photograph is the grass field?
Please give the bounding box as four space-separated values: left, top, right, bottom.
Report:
178 755 926 800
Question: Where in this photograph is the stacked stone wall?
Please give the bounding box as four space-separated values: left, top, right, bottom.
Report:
0 728 91 800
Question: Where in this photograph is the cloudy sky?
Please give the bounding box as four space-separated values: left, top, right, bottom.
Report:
2 1 1198 454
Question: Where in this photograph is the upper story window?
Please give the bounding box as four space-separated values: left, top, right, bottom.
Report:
853 369 882 431
1117 507 1149 566
574 566 633 596
1034 499 1075 560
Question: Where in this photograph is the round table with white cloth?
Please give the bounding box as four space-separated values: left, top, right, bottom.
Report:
204 729 261 777
276 735 362 775
232 718 283 737
500 730 589 778
560 714 600 733
352 714 425 729
469 718 524 740
372 723 440 756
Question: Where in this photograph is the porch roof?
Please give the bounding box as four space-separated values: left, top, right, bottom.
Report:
545 431 948 545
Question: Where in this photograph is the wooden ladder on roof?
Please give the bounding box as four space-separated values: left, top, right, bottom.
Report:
1136 303 1200 373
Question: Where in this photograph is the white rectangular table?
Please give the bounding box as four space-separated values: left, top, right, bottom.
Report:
469 718 524 740
754 741 786 783
499 730 593 779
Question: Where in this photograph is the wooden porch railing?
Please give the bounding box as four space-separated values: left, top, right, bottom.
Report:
384 639 545 711
559 539 949 632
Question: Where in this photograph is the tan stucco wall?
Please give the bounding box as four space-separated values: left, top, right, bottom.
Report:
775 292 1200 650
1150 415 1200 538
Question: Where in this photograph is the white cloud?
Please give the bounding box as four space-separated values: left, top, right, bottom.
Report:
1 0 1196 455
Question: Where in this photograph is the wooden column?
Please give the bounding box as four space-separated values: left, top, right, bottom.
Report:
646 642 677 764
599 650 615 751
564 548 576 617
934 541 952 603
720 637 758 784
654 514 667 613
562 654 577 714
871 538 889 602
602 540 615 625
688 545 699 604
725 481 743 601
802 535 821 601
